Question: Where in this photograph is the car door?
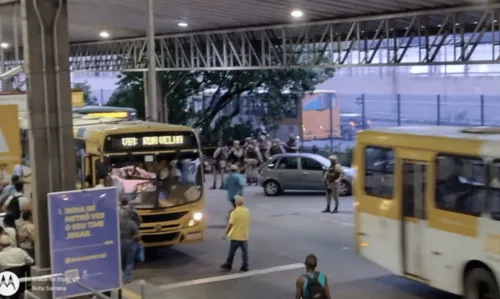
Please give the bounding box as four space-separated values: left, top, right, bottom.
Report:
260 157 279 180
300 157 325 190
275 156 301 190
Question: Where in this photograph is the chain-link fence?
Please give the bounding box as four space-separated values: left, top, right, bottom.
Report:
340 93 500 128
299 93 500 151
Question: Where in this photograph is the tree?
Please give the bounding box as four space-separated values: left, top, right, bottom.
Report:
108 72 200 124
72 81 96 105
109 68 334 143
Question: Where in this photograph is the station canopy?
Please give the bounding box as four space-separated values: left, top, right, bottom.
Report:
0 0 495 43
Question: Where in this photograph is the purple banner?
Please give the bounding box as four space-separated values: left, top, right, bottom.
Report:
48 187 120 298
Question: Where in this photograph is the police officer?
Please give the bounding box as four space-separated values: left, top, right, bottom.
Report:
243 140 262 185
285 134 299 153
211 141 228 189
323 155 343 213
258 135 270 160
228 140 244 170
243 137 252 152
266 139 284 158
312 145 319 154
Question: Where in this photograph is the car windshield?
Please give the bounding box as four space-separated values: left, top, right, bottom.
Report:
108 151 202 209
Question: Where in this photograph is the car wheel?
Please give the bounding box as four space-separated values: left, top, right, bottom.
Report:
263 180 281 196
339 180 351 196
464 267 500 299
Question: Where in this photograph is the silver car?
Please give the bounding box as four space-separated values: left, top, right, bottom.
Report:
259 153 354 196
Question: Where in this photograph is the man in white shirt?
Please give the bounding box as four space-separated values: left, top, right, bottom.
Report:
0 235 33 271
12 164 23 177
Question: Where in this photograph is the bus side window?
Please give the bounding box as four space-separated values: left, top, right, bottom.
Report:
74 139 86 188
435 155 485 217
489 160 500 220
363 147 394 198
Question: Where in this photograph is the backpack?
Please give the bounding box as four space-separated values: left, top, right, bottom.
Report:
303 272 325 299
7 195 22 220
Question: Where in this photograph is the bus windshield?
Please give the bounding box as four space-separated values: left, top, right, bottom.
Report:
108 151 202 209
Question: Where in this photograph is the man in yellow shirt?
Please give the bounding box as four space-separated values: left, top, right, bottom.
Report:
221 195 250 271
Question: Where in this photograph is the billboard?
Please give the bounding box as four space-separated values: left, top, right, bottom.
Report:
0 105 21 183
48 187 121 298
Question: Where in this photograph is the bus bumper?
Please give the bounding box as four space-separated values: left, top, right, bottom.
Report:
140 226 205 248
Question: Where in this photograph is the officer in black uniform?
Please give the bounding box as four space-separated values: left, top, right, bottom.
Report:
266 139 284 158
285 134 299 153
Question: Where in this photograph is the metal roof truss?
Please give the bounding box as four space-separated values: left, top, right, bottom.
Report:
6 4 500 71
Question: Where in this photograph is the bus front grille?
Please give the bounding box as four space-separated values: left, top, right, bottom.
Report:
141 232 180 244
140 211 188 224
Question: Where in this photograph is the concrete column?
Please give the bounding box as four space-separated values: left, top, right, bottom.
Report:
21 0 76 297
146 0 158 121
143 71 149 118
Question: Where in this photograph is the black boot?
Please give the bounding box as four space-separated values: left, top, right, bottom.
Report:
210 183 216 190
322 206 331 213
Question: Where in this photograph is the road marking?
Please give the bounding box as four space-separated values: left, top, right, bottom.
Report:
257 204 272 209
122 287 141 299
160 263 304 290
319 217 340 224
319 218 353 227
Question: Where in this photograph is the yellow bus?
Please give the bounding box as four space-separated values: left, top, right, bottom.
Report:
354 126 500 299
20 114 205 248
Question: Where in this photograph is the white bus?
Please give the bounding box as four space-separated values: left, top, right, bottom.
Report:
354 126 500 299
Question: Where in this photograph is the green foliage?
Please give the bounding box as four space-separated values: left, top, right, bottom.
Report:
107 73 145 117
109 68 334 142
202 121 262 147
72 81 96 105
107 72 198 123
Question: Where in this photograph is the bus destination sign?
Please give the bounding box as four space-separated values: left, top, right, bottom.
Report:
104 132 196 152
122 135 184 147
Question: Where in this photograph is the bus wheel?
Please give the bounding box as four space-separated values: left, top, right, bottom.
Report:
464 267 500 299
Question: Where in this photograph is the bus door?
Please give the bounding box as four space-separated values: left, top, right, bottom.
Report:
401 160 428 279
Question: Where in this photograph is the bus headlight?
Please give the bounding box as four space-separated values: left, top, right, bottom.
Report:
192 212 203 221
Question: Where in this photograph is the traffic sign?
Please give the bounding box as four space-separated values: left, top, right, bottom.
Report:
48 187 121 298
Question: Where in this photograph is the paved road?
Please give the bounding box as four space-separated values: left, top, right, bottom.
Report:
122 183 459 299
